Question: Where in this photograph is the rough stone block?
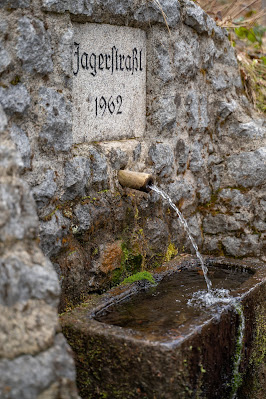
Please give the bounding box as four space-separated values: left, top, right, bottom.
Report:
0 105 7 133
0 84 30 115
39 211 70 258
39 87 72 152
10 124 31 169
0 41 11 73
134 0 181 28
64 156 91 199
203 214 242 234
148 143 174 178
32 170 57 207
17 17 53 74
227 147 266 188
0 0 30 8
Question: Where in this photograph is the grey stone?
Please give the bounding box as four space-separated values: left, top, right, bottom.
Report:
154 43 174 83
39 87 72 152
133 143 141 161
167 178 196 204
0 255 60 307
0 105 7 133
104 0 131 16
0 84 30 115
0 0 30 7
174 36 200 79
0 143 23 175
58 28 73 76
88 147 109 189
39 211 70 258
0 19 8 34
204 236 220 253
227 147 266 188
205 15 225 40
218 189 252 210
253 219 266 232
217 44 238 67
144 217 169 253
64 156 91 199
175 139 189 173
222 235 260 257
134 0 180 28
148 143 174 178
42 0 93 15
228 121 265 139
153 95 176 132
10 124 31 168
0 180 38 242
186 214 203 248
0 333 77 399
202 39 216 69
203 214 241 234
32 170 57 207
74 203 92 231
217 100 237 121
183 0 207 34
210 164 224 191
0 41 11 73
212 74 228 91
197 179 211 204
17 17 53 74
189 142 204 173
186 91 208 131
109 148 128 170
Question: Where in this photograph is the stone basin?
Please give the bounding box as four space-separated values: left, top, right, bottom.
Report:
60 256 266 399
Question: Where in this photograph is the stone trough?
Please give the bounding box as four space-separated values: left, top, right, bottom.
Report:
61 256 266 399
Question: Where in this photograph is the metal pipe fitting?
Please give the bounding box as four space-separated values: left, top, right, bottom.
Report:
117 170 154 193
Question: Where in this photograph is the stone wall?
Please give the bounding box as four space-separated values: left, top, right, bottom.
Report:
0 0 265 314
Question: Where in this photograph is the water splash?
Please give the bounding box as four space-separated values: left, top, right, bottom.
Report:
149 185 212 291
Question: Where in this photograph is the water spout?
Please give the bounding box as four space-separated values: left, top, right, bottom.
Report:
118 170 154 193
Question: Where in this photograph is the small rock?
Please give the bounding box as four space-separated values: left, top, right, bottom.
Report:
39 87 72 152
153 95 176 133
64 156 90 200
17 17 53 74
154 43 174 83
58 28 74 76
109 148 128 170
134 0 180 28
0 41 11 73
222 235 259 257
175 139 189 173
212 74 228 91
174 36 200 79
183 0 207 34
10 124 31 169
39 211 70 258
0 105 7 133
0 84 31 115
74 203 92 232
228 121 265 140
0 143 23 175
32 170 57 208
217 100 237 121
144 217 169 253
133 143 141 161
88 147 109 190
189 142 204 173
227 147 266 188
148 143 174 178
203 214 241 234
0 0 30 7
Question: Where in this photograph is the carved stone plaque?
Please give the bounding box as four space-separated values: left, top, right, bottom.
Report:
72 23 146 143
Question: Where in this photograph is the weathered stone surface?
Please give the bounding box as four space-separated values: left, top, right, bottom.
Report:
134 0 180 27
133 142 141 161
39 211 70 258
228 120 265 139
0 180 38 242
74 203 92 232
0 252 59 307
211 74 229 91
183 0 207 34
0 105 7 133
175 139 189 173
189 142 204 173
144 217 169 253
0 300 58 359
0 19 8 34
153 95 177 132
0 333 77 398
58 28 73 76
42 0 93 15
167 177 196 206
0 41 11 73
203 214 241 234
17 17 53 74
148 143 174 177
39 87 72 152
32 170 57 207
0 0 30 7
10 124 31 169
174 36 200 79
88 147 109 189
186 91 209 131
217 100 237 121
64 156 91 199
0 84 30 115
0 143 24 175
222 235 260 257
197 179 211 204
227 147 266 188
109 147 128 170
218 189 252 210
154 42 174 83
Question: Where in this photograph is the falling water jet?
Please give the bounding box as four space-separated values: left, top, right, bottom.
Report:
149 184 213 292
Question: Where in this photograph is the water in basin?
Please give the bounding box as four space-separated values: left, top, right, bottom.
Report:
95 265 252 340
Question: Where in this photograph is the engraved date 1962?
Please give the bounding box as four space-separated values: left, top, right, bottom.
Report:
95 95 122 116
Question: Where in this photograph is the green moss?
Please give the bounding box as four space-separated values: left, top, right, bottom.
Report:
164 242 178 262
121 271 155 285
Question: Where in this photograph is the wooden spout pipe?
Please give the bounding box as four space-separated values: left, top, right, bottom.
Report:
117 170 154 193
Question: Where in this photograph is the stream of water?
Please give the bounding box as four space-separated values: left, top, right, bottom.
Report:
149 185 212 291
